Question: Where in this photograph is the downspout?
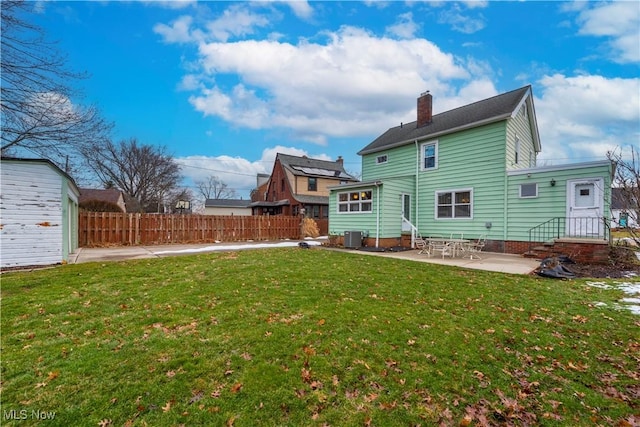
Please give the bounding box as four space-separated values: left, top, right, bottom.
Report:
503 153 509 247
415 140 420 238
376 182 380 248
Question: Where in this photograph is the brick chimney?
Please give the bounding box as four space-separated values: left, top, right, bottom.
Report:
417 90 432 128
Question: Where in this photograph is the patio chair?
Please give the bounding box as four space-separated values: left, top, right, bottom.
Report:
463 235 486 259
429 240 454 259
415 236 430 255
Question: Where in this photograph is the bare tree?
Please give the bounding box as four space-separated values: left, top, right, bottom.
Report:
195 175 237 200
83 138 182 213
168 188 195 214
0 0 111 170
608 146 639 245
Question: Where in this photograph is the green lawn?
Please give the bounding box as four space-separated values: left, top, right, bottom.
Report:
1 248 638 426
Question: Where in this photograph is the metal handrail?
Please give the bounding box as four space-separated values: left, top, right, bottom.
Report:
528 216 610 252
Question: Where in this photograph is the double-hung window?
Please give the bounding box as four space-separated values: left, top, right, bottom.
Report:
308 177 317 191
436 189 472 219
421 141 438 170
338 190 373 213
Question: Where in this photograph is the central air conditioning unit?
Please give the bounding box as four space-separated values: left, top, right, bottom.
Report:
344 231 362 249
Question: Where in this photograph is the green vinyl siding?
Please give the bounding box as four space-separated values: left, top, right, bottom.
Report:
329 177 415 239
506 162 612 241
361 144 416 182
329 185 379 237
377 177 415 238
416 121 507 240
506 102 536 169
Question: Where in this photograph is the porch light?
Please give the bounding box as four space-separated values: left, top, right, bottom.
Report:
550 179 556 187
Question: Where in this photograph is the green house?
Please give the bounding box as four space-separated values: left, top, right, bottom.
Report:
328 86 613 254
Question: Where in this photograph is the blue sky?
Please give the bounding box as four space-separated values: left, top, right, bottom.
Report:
32 1 639 198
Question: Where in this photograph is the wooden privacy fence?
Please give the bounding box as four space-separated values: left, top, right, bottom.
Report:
79 212 314 247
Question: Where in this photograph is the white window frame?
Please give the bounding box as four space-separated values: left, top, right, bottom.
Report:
435 188 473 219
519 183 538 198
421 140 438 171
337 189 373 214
376 155 388 164
514 136 520 165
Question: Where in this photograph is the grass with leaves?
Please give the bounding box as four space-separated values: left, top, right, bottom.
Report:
1 248 638 426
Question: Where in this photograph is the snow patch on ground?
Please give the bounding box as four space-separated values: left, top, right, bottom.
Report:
152 239 324 255
587 280 640 315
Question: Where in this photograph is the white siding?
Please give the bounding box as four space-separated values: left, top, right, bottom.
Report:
203 207 252 216
1 162 64 267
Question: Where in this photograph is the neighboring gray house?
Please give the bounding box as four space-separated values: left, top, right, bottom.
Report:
204 199 252 216
611 187 638 228
1 157 80 268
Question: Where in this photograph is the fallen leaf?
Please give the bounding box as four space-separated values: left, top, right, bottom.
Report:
230 383 243 393
162 401 171 412
317 319 325 326
189 391 204 405
98 419 112 427
301 368 311 383
460 415 473 426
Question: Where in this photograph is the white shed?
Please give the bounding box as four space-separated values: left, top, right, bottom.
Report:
1 157 80 268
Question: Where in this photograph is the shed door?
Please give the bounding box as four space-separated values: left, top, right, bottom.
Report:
566 178 604 237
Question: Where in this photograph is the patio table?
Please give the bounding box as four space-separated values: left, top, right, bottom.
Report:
424 237 470 258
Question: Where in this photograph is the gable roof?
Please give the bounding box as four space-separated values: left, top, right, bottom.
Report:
358 85 539 155
205 199 252 208
276 153 357 181
611 187 637 210
79 188 124 205
1 156 80 195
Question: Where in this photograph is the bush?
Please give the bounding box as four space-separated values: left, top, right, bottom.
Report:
80 199 124 212
301 217 320 238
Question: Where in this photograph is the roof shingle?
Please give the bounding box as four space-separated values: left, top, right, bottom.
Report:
358 86 532 155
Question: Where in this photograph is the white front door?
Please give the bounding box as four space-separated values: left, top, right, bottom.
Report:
566 178 604 237
401 193 411 232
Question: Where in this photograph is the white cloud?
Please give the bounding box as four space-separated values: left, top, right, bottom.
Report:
535 74 640 164
437 4 486 34
205 4 271 42
385 12 419 39
142 0 196 10
153 15 194 44
283 0 314 20
575 2 640 63
460 1 488 9
185 25 471 142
